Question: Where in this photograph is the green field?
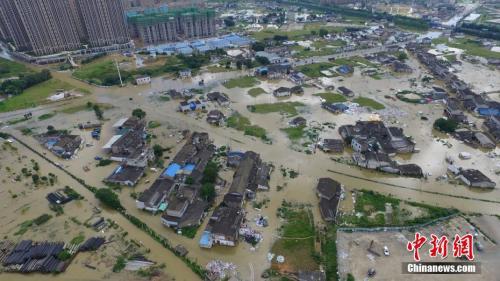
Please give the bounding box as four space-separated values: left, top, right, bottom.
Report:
38 112 56 121
433 37 500 59
353 97 385 110
272 203 318 273
0 79 83 113
251 23 345 41
0 57 29 79
224 76 260 89
281 125 306 140
296 62 335 78
248 87 266 97
226 112 267 140
313 92 347 103
73 60 121 85
248 102 305 116
339 190 458 227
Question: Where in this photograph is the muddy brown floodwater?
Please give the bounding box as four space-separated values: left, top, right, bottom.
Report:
1 60 499 281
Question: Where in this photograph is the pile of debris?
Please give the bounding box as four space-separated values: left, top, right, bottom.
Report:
206 260 237 281
79 237 105 252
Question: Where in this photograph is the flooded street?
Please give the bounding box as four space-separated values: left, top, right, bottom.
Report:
1 57 499 280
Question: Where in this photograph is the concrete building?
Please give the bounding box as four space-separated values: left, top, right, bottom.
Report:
127 7 216 44
77 0 130 47
0 1 31 51
0 0 130 56
1 0 81 56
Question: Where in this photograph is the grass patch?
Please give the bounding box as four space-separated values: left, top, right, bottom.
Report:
353 97 385 110
206 65 232 73
70 233 85 245
223 76 259 89
73 60 122 85
281 125 306 140
296 62 335 78
180 226 199 239
0 79 81 113
38 112 56 121
227 112 268 140
434 37 500 60
340 190 458 227
248 102 305 116
272 203 318 273
60 102 112 114
251 23 345 41
314 92 347 103
248 87 266 97
148 120 161 129
0 57 30 79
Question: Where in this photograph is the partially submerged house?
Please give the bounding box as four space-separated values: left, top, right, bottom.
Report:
136 178 175 213
36 132 84 159
273 87 291 97
457 169 496 189
158 132 215 229
483 116 500 144
178 99 206 112
318 139 344 153
316 178 342 222
391 61 412 73
206 110 225 126
322 102 348 114
206 92 230 106
339 121 415 155
105 165 145 187
223 151 271 207
289 116 307 127
200 205 244 248
337 86 354 97
103 117 152 167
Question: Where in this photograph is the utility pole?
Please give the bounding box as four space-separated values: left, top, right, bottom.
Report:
115 59 123 87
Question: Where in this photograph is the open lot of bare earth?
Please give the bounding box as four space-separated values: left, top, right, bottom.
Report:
0 30 499 280
337 216 500 281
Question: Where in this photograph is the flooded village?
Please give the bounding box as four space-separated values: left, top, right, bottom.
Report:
0 0 500 281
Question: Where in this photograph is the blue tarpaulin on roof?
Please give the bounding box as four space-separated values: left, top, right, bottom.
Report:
199 231 213 248
478 108 500 117
163 163 181 177
184 164 195 172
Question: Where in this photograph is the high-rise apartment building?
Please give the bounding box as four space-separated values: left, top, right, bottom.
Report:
128 8 215 44
76 0 130 47
10 0 81 56
0 0 130 56
0 1 31 51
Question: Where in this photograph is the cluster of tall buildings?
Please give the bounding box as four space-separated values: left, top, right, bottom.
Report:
127 8 216 44
0 0 129 56
0 0 214 57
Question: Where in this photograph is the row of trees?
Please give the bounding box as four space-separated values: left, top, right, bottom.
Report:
456 23 500 41
0 69 51 96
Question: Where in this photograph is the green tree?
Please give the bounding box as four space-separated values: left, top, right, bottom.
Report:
255 56 270 65
93 104 103 120
251 42 265 52
202 161 219 184
319 28 328 37
200 183 216 201
132 108 146 119
398 52 408 61
95 188 123 210
153 144 164 159
347 273 355 281
433 118 458 133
